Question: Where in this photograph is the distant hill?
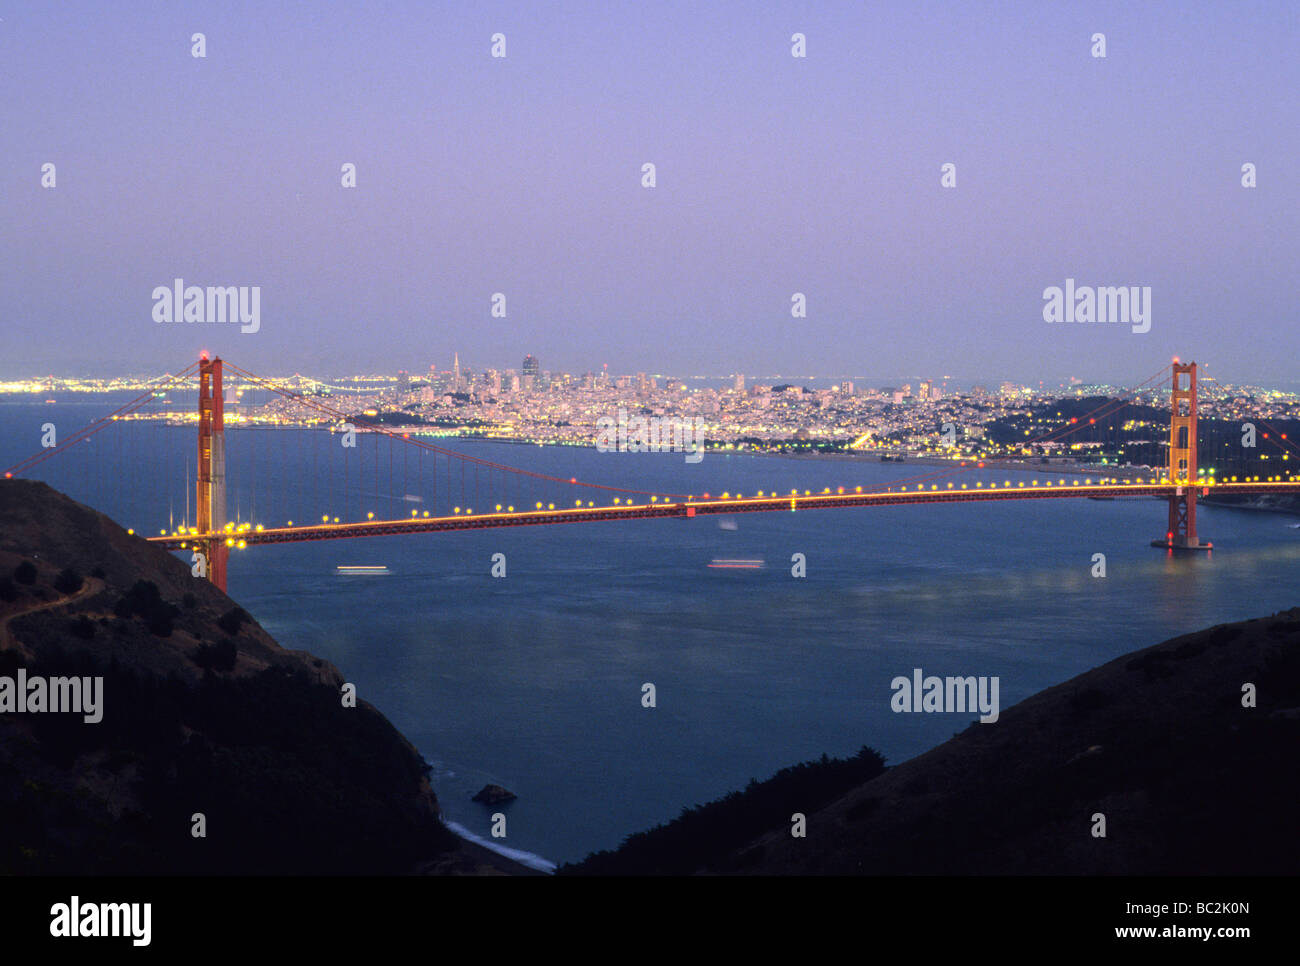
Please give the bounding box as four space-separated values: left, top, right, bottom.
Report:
0 479 525 875
569 608 1300 875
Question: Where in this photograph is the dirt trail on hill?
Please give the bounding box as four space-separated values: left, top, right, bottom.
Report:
0 577 102 650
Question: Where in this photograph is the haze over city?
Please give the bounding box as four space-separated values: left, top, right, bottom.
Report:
2 0 1296 384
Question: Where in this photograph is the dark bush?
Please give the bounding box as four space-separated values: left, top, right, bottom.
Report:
182 593 197 610
13 561 37 585
69 616 96 640
194 639 238 672
53 568 83 595
217 608 249 636
146 614 174 637
114 580 179 637
0 577 17 602
90 566 106 579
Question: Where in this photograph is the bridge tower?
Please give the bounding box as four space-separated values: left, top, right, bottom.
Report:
1155 360 1211 552
196 354 229 590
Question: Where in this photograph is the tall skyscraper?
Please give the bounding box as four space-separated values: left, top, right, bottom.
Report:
453 352 462 392
734 372 745 392
522 354 539 379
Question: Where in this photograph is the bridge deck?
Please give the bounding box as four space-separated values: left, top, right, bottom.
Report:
147 481 1300 549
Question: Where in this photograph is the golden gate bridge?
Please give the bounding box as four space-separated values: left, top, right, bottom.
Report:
6 354 1300 593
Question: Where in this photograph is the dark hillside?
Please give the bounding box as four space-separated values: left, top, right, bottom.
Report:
0 479 520 874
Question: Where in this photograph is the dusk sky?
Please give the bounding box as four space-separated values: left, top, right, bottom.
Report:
1 1 1296 384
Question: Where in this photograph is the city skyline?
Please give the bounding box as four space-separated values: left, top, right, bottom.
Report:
4 348 1299 396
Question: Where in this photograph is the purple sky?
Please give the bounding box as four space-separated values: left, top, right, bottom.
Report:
1 0 1296 385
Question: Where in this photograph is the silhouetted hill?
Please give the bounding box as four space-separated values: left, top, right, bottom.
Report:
569 608 1300 875
0 479 526 874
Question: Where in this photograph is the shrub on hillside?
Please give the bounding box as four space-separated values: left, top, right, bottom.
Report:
217 608 249 636
113 580 180 637
69 616 96 640
194 639 238 673
53 568 83 594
